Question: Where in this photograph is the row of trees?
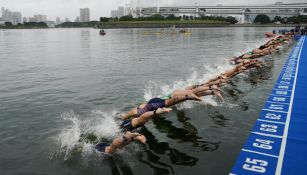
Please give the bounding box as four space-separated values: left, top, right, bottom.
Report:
254 14 307 24
100 14 307 25
56 21 99 28
1 22 48 28
100 14 238 24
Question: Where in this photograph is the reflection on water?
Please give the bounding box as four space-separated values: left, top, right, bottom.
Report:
152 110 221 151
141 126 198 165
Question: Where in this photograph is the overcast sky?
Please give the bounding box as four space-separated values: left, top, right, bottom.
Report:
0 0 304 21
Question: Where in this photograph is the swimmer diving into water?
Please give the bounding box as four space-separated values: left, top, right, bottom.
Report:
95 131 146 154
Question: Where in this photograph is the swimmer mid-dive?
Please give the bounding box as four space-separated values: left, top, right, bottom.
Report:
121 107 172 131
95 131 146 154
121 90 201 120
186 59 262 91
229 34 293 65
121 87 223 120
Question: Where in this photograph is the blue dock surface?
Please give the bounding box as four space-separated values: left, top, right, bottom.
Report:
231 36 307 175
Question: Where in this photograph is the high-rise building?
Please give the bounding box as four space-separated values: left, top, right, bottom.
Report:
111 10 118 18
56 17 61 24
33 14 47 22
1 7 22 24
65 17 70 22
80 8 90 22
1 7 5 17
1 7 12 22
12 12 22 24
118 7 125 18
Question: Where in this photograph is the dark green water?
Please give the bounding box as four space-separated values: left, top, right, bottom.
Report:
0 27 293 175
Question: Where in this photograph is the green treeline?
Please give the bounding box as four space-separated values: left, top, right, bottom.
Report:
53 14 307 28
100 14 238 24
0 22 48 29
56 21 99 28
254 14 307 24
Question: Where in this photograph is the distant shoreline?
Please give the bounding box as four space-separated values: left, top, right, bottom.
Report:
1 23 300 30
95 23 300 29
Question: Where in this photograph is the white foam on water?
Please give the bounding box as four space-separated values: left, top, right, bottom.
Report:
58 111 82 160
57 110 121 160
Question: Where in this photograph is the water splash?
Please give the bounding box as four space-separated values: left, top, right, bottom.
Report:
57 110 121 160
59 111 82 160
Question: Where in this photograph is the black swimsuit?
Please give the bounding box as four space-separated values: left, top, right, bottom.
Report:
120 119 140 132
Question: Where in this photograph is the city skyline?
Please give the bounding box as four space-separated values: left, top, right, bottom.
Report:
1 0 305 21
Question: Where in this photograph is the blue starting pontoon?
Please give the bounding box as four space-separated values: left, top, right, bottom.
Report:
231 36 307 175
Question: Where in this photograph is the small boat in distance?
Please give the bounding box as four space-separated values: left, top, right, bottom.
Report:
99 29 106 36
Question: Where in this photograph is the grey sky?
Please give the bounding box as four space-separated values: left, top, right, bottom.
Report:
0 0 304 21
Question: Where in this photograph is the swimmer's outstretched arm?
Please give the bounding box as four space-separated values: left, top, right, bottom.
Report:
165 92 202 106
191 85 221 93
195 90 224 101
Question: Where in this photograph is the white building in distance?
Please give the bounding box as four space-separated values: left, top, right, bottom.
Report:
56 17 61 25
33 14 47 22
80 8 90 22
118 7 125 18
1 7 22 24
12 12 22 24
111 10 118 18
